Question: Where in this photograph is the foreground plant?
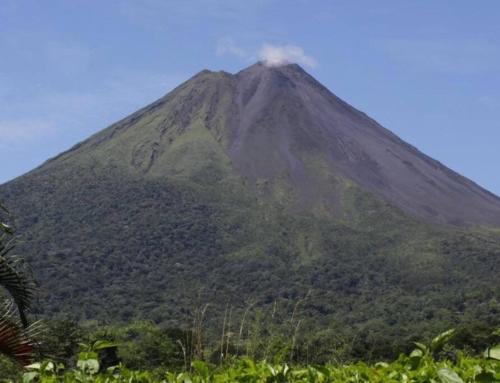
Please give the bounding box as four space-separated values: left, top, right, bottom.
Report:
19 330 500 383
0 202 38 366
20 354 500 383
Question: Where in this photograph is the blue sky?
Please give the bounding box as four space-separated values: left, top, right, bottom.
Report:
1 1 499 195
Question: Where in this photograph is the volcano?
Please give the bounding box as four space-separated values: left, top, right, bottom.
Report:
1 62 499 347
22 62 500 225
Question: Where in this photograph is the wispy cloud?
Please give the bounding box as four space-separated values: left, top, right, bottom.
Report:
258 43 316 68
216 37 249 59
376 38 499 74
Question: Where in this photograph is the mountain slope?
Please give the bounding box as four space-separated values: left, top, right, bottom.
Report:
230 64 500 225
1 62 499 354
35 62 500 226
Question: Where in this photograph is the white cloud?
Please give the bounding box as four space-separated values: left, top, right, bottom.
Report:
258 43 316 68
216 37 248 59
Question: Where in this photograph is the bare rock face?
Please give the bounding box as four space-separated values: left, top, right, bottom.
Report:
226 63 500 226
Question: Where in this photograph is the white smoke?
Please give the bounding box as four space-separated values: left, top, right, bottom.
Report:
258 43 316 68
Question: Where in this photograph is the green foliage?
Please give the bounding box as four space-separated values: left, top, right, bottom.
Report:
5 325 500 381
17 347 500 383
450 324 500 356
118 323 183 371
0 353 21 381
37 316 83 366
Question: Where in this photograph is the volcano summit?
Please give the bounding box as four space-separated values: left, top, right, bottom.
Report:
20 62 500 225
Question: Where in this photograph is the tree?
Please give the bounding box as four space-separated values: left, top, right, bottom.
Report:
0 202 37 365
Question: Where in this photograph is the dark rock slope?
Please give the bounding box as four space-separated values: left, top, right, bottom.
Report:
228 63 500 225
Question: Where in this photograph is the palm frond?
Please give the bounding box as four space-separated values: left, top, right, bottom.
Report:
0 201 38 364
0 202 13 236
0 301 40 365
0 244 35 327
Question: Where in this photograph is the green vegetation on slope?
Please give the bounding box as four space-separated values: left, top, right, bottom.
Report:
1 160 499 361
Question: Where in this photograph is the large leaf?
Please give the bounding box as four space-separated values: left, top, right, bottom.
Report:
431 329 456 351
484 344 500 360
92 340 118 351
77 358 100 375
437 368 464 383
